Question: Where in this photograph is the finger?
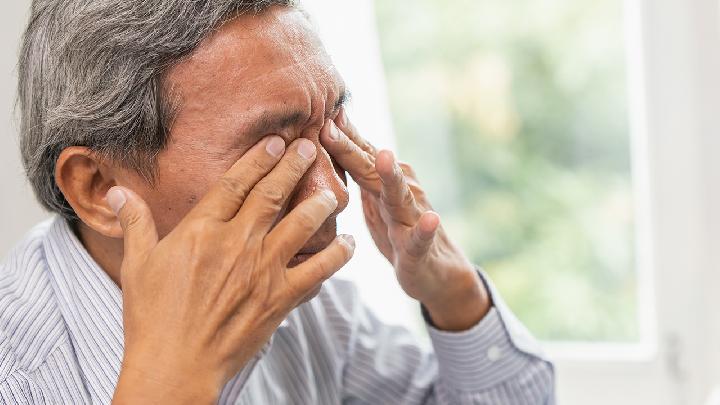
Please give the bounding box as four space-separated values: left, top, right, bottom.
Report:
235 138 317 233
361 189 394 259
264 189 339 264
398 162 432 210
405 211 440 259
320 119 381 194
193 136 286 221
360 189 384 230
335 107 377 156
376 150 422 225
285 235 355 297
106 186 159 268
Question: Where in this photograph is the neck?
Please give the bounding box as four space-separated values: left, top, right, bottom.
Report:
74 221 125 287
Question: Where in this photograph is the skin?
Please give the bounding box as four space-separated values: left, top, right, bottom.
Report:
53 6 490 404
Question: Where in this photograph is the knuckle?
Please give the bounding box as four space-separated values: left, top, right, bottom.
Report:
402 189 415 206
340 137 356 154
217 176 250 200
363 155 377 171
123 209 144 230
255 184 286 207
363 142 377 156
293 210 321 234
248 156 271 174
285 155 310 176
360 160 379 180
382 190 408 209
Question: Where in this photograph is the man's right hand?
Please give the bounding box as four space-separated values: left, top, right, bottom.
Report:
109 136 355 405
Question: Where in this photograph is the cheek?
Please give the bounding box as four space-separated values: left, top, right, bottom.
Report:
149 158 229 237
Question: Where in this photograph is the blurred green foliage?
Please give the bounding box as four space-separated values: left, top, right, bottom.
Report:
375 0 637 341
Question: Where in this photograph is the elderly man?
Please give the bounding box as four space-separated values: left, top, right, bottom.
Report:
1 1 554 404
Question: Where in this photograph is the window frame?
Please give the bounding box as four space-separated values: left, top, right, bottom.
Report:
303 0 720 403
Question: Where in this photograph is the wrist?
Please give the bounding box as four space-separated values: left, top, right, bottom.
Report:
113 354 221 405
422 268 491 331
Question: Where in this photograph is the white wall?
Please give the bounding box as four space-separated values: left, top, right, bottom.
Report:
643 0 720 403
0 2 48 257
558 0 720 404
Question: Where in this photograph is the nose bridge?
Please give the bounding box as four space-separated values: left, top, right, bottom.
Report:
287 68 347 216
289 140 349 217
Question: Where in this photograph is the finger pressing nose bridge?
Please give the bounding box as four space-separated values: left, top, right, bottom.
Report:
288 142 349 218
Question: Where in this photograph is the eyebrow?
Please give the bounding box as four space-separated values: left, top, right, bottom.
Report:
245 88 351 140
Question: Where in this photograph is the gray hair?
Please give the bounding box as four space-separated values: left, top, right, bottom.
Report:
18 0 294 220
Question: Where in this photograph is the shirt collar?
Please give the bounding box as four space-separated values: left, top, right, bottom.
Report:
43 216 123 404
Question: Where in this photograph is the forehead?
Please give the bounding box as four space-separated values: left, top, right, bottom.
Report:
166 6 341 140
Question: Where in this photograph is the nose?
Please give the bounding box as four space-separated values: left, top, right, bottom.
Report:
286 136 349 218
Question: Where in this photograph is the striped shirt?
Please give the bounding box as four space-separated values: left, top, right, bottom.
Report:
0 217 554 404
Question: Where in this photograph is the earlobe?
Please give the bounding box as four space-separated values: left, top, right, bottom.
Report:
55 147 124 238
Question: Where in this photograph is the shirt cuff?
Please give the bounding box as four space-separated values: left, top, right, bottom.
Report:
426 306 535 392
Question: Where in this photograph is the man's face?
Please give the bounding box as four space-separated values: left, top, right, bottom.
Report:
118 6 349 259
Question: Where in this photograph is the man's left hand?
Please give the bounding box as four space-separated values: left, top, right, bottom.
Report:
321 109 491 331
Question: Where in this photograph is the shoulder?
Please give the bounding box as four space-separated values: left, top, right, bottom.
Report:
0 219 68 377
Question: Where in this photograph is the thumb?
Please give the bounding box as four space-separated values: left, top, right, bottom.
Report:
106 186 158 267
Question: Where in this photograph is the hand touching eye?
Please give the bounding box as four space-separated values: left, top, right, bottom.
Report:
320 109 490 331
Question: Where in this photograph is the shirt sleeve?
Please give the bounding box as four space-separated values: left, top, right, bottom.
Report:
338 271 555 405
427 307 555 404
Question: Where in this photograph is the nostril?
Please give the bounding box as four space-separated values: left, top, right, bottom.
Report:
285 142 350 219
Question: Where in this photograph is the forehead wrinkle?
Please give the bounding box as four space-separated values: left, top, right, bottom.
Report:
236 54 344 128
241 83 348 143
182 22 343 145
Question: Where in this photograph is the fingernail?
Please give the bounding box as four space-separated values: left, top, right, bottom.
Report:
298 139 317 160
266 136 285 158
106 187 127 215
339 234 356 251
321 189 337 205
338 108 347 127
328 121 340 141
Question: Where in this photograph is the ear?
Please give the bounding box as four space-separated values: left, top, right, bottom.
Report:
55 147 124 238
